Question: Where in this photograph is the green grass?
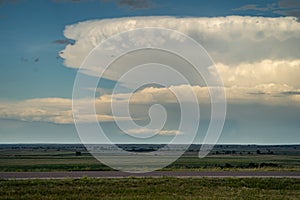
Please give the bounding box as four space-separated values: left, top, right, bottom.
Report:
167 155 300 170
1 146 299 172
1 153 299 172
0 177 299 199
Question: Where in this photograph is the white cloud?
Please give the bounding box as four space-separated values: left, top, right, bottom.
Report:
0 98 73 124
126 128 182 135
0 83 299 125
217 59 300 88
61 16 300 70
107 84 300 105
60 16 300 105
0 98 130 124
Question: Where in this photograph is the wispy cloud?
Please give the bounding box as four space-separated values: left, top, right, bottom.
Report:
102 0 155 10
127 128 182 135
52 0 89 3
234 0 300 18
0 0 23 6
118 0 155 10
53 39 74 45
279 0 300 8
20 57 40 63
277 0 300 18
233 4 276 11
52 0 156 9
281 91 300 95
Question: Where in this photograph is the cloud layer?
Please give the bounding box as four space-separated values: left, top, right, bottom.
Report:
1 83 300 124
60 16 300 68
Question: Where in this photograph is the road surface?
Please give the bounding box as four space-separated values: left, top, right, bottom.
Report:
0 171 299 179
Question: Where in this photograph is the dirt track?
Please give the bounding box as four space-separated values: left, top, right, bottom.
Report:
1 171 299 179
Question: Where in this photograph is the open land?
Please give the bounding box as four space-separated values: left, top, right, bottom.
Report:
1 144 299 199
0 144 299 172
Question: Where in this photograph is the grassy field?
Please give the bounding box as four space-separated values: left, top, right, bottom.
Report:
0 148 299 172
0 144 299 172
0 177 299 199
1 145 299 199
1 154 300 172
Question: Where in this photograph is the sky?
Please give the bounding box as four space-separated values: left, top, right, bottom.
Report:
0 0 300 144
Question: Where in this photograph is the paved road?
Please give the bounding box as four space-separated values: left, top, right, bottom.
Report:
1 171 299 179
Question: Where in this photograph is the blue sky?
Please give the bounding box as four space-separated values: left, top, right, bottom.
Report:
0 0 300 144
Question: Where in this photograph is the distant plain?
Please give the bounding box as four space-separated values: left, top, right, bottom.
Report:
0 144 299 172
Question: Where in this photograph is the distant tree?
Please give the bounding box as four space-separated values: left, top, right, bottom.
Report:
266 149 274 154
260 162 279 168
75 151 82 156
225 151 231 154
256 149 261 154
248 162 259 168
224 163 233 168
